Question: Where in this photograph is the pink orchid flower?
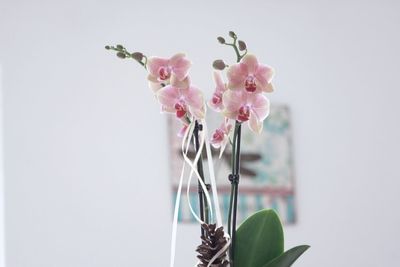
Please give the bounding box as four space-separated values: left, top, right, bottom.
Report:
156 85 205 120
208 71 228 112
227 54 274 93
211 119 232 156
147 53 191 89
223 90 270 134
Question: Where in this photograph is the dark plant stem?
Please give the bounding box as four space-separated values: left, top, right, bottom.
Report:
193 120 209 238
231 123 241 263
225 33 246 266
228 121 242 266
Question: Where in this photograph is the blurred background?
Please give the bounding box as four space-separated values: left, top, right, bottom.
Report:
1 0 400 266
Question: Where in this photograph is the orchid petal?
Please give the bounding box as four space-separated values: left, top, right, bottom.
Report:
156 85 180 111
227 64 247 90
147 74 159 83
169 53 191 81
263 82 274 93
148 81 163 93
189 106 205 119
255 64 275 91
241 54 259 74
184 86 205 119
224 119 233 133
161 104 175 113
222 90 244 119
170 74 190 89
208 98 223 112
249 110 263 134
249 93 270 121
219 138 229 158
147 57 169 78
213 71 226 93
211 140 221 149
222 90 244 111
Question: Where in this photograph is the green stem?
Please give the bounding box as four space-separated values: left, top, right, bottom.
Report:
223 33 246 266
225 37 246 63
231 123 241 267
227 123 238 231
106 45 146 68
228 121 241 266
227 185 234 237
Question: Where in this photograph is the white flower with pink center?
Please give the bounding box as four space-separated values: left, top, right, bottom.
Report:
208 71 227 112
222 90 270 134
156 85 205 120
227 54 274 93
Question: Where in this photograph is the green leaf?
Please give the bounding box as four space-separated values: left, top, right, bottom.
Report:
262 245 310 267
235 209 284 267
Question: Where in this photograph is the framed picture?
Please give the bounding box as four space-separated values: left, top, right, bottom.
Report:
168 104 297 224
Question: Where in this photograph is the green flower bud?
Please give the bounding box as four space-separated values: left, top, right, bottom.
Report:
238 40 247 51
213 59 226 70
105 45 111 50
116 44 124 50
117 52 126 59
131 52 144 61
229 31 237 38
217 37 226 44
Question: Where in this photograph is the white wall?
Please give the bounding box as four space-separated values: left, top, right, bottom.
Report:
0 66 5 267
1 0 400 266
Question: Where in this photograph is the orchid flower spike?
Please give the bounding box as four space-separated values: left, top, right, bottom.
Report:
211 119 232 157
147 53 191 91
223 90 270 134
227 54 274 93
156 85 205 120
208 71 228 112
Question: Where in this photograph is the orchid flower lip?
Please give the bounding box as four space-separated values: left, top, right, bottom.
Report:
238 105 251 122
212 93 223 105
212 129 224 142
158 66 171 80
174 102 187 118
245 75 257 92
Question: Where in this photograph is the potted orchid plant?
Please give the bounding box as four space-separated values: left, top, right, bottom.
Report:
106 31 309 267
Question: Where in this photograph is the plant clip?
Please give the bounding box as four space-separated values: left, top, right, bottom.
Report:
195 122 203 131
228 174 240 185
198 183 211 193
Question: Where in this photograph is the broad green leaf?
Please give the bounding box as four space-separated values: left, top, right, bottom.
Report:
262 245 310 267
235 209 284 267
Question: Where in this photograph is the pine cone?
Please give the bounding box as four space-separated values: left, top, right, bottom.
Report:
196 224 229 267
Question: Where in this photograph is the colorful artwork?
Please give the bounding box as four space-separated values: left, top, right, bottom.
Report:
168 104 296 224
